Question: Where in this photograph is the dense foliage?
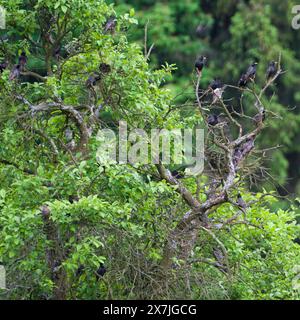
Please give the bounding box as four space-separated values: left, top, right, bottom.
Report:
0 0 299 300
114 0 300 196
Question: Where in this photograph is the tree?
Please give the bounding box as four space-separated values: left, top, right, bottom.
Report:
113 0 300 196
0 0 299 300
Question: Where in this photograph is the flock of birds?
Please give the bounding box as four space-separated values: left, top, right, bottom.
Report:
194 55 277 127
2 17 278 284
0 51 27 81
195 55 278 86
0 15 118 83
193 55 279 214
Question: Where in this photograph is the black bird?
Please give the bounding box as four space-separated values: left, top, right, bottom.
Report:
69 195 79 203
195 56 207 74
86 73 101 87
237 193 247 209
0 61 8 73
99 63 111 74
238 62 258 87
238 73 248 87
245 62 258 80
18 51 27 70
96 263 106 280
209 78 222 90
104 17 117 33
207 114 219 126
170 170 185 179
9 64 21 81
266 61 277 80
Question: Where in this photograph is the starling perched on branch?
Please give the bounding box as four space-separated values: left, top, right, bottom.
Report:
238 62 258 87
209 78 222 90
245 62 258 80
170 169 185 179
266 61 277 80
96 263 106 280
86 73 101 87
207 114 219 126
18 51 27 70
69 195 79 203
238 73 248 87
9 64 21 81
195 56 207 74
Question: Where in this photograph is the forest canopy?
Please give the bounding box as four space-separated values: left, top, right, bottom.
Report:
0 0 299 300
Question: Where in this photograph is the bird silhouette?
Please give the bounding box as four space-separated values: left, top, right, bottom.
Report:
238 62 258 87
209 78 222 90
96 263 106 280
238 73 248 87
86 73 101 87
195 56 207 74
245 62 258 80
266 61 277 80
99 63 111 74
207 114 219 126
